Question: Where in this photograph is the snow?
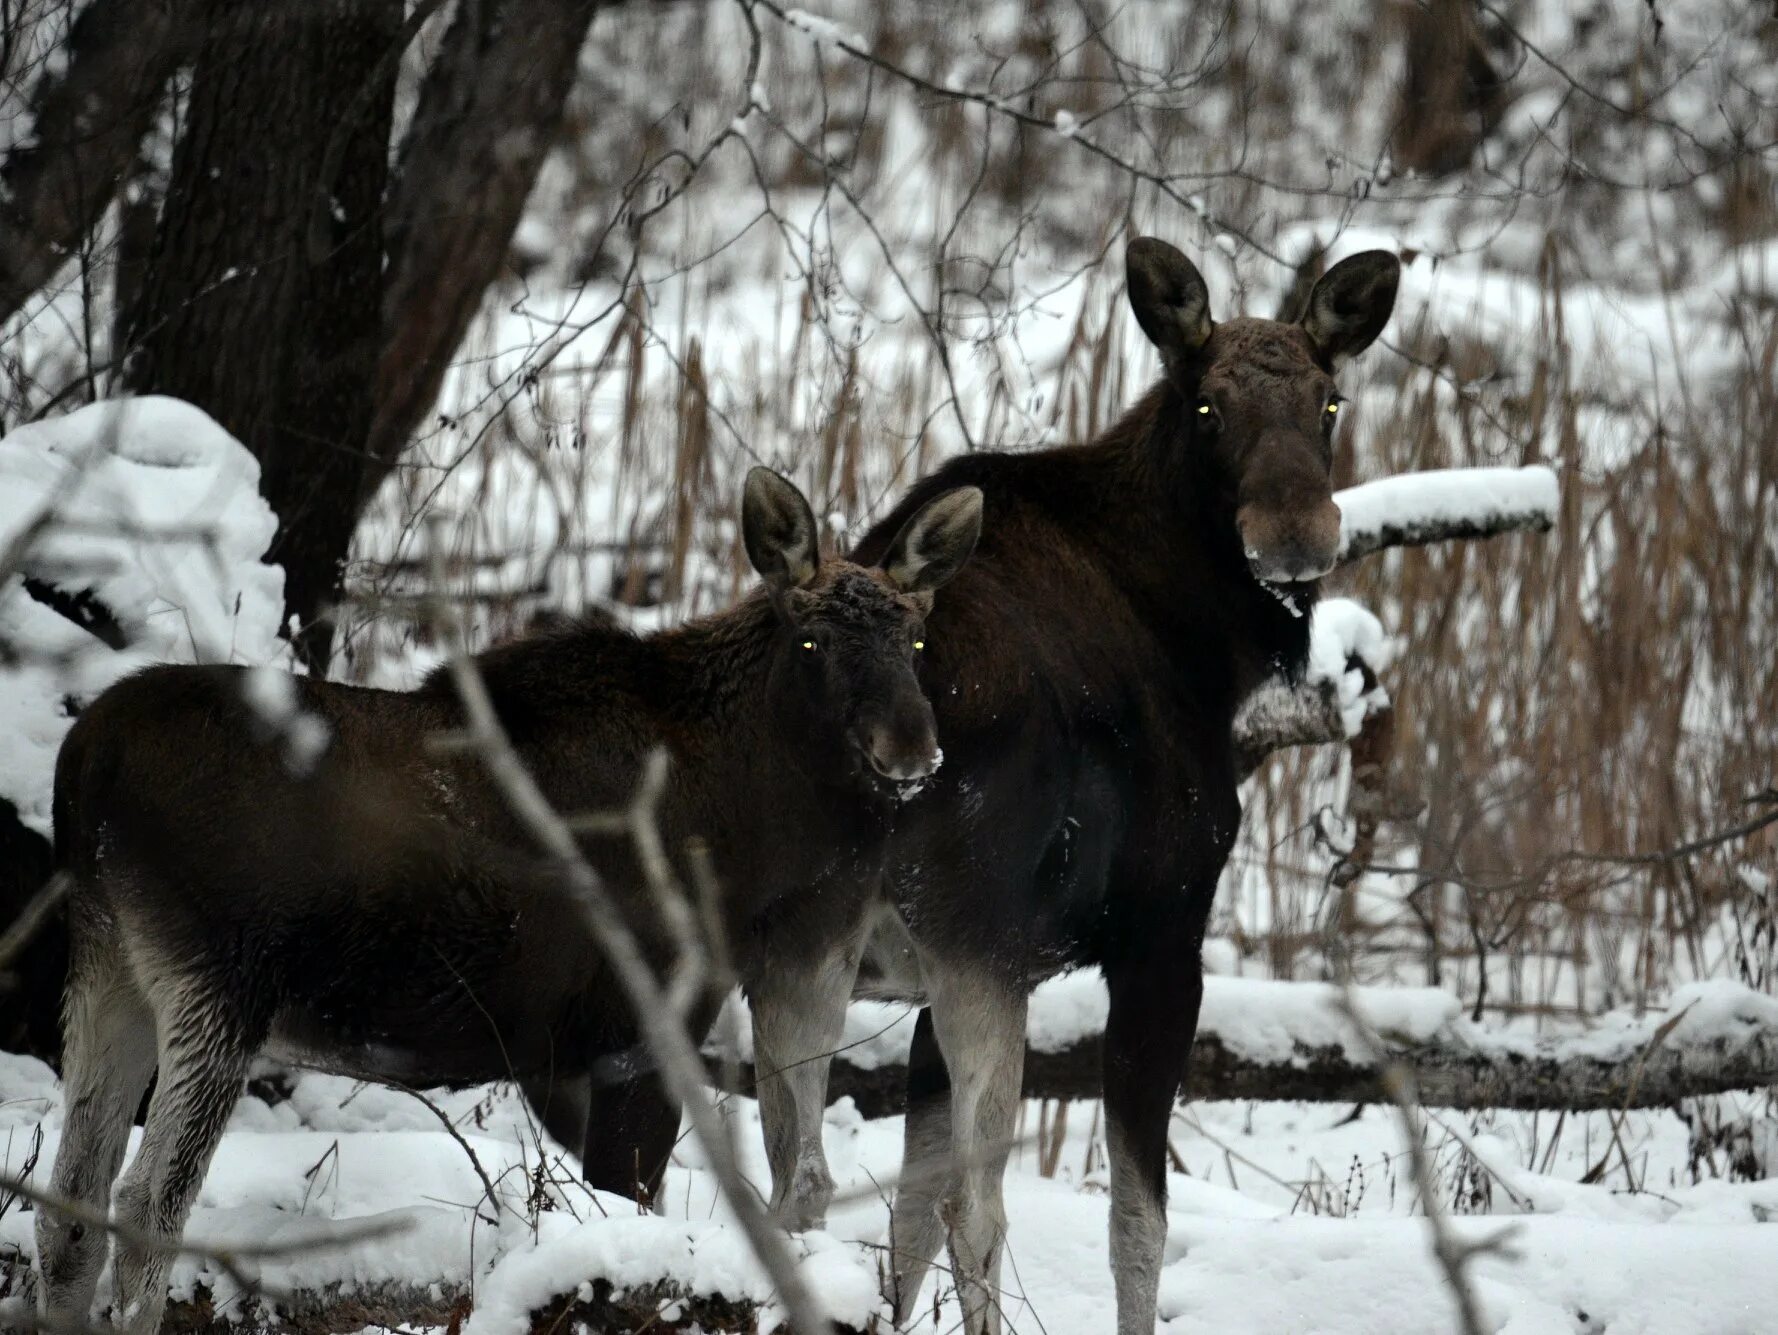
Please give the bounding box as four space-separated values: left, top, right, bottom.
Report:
0 397 289 835
465 1213 881 1335
1336 466 1561 562
5 1046 1777 1334
1307 598 1395 734
1157 1214 1778 1335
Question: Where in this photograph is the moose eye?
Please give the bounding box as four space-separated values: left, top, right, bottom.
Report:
1194 397 1220 431
1325 398 1343 421
800 639 818 652
913 639 926 651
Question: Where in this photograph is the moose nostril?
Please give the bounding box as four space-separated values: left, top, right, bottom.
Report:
865 724 938 782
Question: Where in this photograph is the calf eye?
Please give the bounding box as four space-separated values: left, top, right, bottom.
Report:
913 639 925 651
800 639 818 652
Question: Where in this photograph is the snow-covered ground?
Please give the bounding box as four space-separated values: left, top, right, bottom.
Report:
4 1042 1774 1334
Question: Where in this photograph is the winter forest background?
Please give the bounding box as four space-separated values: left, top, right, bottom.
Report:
1 0 1776 1331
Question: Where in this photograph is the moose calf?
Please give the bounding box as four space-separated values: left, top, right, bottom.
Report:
36 468 981 1333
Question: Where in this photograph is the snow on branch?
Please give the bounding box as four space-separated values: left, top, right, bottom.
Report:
1334 465 1560 567
713 975 1778 1117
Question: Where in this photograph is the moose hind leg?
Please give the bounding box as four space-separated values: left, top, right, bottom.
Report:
110 973 263 1334
926 968 1027 1335
1103 952 1205 1335
36 943 157 1327
748 920 866 1231
886 1006 954 1324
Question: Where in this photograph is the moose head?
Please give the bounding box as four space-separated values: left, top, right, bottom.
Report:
741 467 982 794
1127 237 1401 588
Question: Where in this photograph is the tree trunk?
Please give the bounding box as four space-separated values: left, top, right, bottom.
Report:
371 0 605 491
122 0 401 668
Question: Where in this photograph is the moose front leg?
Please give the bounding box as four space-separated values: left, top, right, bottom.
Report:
747 914 870 1231
1102 923 1207 1335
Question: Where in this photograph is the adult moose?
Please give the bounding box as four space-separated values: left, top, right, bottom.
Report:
35 469 982 1334
813 239 1402 1334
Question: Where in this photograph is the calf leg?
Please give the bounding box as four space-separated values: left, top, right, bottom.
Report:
35 940 157 1328
886 1007 953 1324
924 967 1027 1335
110 973 262 1334
747 918 868 1231
1103 946 1204 1335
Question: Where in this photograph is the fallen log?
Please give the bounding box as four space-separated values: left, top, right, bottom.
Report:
709 975 1778 1117
0 1269 868 1335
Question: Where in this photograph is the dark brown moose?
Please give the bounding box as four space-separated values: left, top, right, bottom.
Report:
752 238 1402 1335
34 468 982 1334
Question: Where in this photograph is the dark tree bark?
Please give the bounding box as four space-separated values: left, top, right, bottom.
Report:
371 0 605 488
0 0 188 323
122 0 402 667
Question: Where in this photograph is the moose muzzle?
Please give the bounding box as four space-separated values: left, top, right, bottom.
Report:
1235 432 1342 585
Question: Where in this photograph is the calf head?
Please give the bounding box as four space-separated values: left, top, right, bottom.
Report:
741 468 982 796
1127 236 1400 587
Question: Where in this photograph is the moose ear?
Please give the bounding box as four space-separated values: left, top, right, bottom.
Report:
881 486 983 594
1299 250 1400 369
741 467 820 593
1126 237 1213 365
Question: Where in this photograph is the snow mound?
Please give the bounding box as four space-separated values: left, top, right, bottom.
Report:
0 397 288 835
466 1214 881 1335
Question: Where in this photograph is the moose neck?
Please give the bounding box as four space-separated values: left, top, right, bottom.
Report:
1096 379 1318 709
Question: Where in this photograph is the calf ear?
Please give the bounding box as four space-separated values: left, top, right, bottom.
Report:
1127 237 1213 365
1300 250 1400 369
881 486 983 593
742 467 820 592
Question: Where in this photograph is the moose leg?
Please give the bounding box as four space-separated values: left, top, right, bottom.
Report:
886 1006 953 1324
110 974 263 1335
519 1072 590 1160
1103 938 1205 1335
582 1062 679 1211
35 937 157 1327
748 918 868 1231
925 966 1027 1335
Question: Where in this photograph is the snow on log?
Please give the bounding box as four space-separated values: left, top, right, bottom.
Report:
710 976 1778 1116
1334 464 1560 566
